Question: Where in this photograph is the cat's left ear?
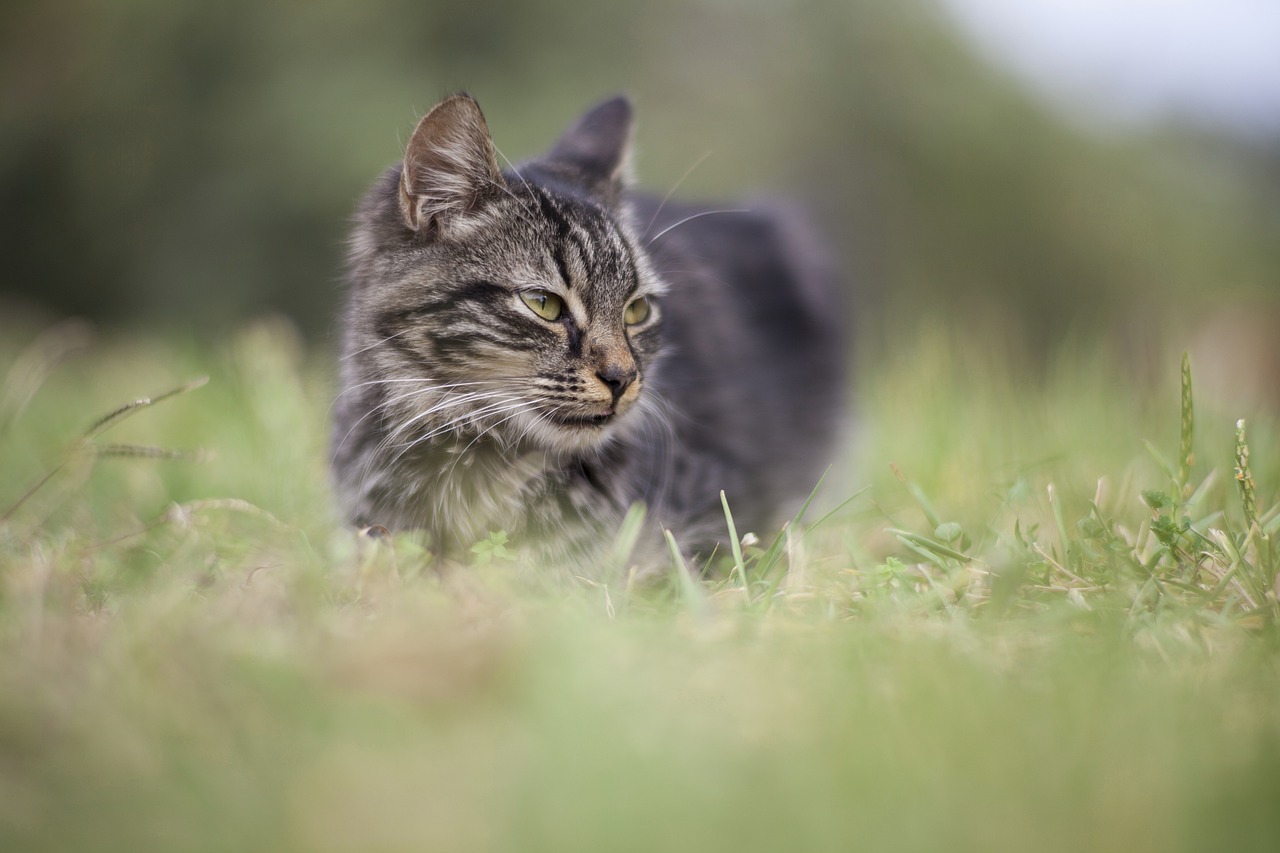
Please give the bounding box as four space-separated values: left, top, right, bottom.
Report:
547 96 634 202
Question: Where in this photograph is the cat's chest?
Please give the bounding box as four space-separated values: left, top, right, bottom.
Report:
403 441 616 556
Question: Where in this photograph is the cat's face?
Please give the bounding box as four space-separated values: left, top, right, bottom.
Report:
349 95 665 454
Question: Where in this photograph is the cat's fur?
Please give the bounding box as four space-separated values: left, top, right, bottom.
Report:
331 93 845 565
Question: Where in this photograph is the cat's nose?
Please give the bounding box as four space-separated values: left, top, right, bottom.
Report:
596 362 637 404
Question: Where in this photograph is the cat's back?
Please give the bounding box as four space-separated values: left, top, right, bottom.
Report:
627 195 848 536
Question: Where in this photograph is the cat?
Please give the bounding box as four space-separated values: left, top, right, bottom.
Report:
331 92 846 569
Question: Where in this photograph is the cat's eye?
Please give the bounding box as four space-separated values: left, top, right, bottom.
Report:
623 297 652 326
521 290 564 322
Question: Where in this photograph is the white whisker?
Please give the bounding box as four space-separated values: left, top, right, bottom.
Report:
340 327 414 361
329 380 519 462
647 208 750 246
641 150 714 240
384 391 523 450
490 140 543 229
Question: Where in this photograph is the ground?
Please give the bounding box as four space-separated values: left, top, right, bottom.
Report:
1 317 1278 852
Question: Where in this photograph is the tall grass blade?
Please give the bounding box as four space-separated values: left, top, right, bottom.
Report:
95 444 197 461
605 502 647 577
886 528 973 563
1234 419 1259 536
2 378 209 529
891 463 941 528
806 485 869 534
0 320 93 435
84 376 209 438
1048 483 1070 562
752 471 831 608
664 528 706 609
1178 352 1194 498
720 491 748 591
0 459 69 525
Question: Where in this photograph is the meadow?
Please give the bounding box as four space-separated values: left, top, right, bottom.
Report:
1 316 1277 852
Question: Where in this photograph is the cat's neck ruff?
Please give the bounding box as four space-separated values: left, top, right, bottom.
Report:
378 423 625 556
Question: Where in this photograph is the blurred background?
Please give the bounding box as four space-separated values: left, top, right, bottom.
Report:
2 0 1278 395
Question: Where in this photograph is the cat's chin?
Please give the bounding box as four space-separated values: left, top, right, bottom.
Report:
509 408 626 453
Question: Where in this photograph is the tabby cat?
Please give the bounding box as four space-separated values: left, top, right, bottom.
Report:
331 93 846 567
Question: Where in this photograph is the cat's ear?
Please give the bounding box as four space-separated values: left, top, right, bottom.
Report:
547 96 634 201
399 93 506 235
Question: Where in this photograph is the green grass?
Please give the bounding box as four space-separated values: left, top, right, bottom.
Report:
2 317 1279 852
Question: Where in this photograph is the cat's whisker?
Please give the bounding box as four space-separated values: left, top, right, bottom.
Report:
490 140 543 225
331 382 521 461
328 377 512 420
355 391 517 473
397 386 516 419
339 327 414 361
389 399 535 474
509 406 548 450
384 390 523 449
449 402 540 468
430 397 531 441
330 391 444 465
640 150 714 241
646 208 751 246
341 377 513 394
332 378 516 423
373 387 493 435
389 393 531 451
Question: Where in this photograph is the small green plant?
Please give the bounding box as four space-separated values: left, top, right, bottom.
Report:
470 530 517 565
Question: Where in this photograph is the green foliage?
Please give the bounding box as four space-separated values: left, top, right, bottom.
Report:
470 530 517 565
2 0 1278 347
852 346 1279 626
2 321 1280 851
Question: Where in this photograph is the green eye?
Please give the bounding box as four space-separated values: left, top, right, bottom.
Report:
624 297 652 326
521 290 564 322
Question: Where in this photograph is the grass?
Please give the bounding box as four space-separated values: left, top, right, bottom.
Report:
1 316 1279 852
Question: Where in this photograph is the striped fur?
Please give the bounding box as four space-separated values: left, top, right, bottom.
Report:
332 94 846 569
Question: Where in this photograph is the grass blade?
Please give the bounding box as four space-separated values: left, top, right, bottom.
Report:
0 320 93 434
1177 352 1194 497
892 463 941 528
886 528 974 563
720 490 748 591
85 376 209 438
606 502 647 577
664 528 706 609
1234 420 1259 535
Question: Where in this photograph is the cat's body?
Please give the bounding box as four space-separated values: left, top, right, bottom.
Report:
331 94 845 566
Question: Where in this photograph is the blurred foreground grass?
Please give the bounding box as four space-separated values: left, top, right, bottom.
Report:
2 318 1279 852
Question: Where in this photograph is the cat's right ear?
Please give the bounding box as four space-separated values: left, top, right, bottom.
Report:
546 96 634 202
399 93 506 236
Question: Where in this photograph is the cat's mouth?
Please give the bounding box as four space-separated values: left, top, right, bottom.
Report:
546 409 616 429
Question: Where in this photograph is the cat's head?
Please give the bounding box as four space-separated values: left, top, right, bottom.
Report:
346 93 665 454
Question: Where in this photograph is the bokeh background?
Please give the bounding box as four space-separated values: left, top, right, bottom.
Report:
4 9 1280 850
3 0 1278 394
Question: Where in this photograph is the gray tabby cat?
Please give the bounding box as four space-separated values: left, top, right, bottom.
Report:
331 93 845 567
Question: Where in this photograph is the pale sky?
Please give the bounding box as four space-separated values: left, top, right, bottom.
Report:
938 0 1280 137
